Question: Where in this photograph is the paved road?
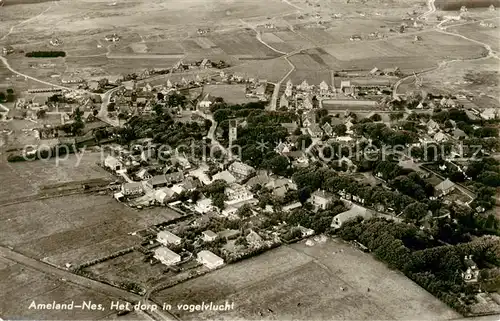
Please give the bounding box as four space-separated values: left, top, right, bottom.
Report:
97 86 122 126
0 246 175 321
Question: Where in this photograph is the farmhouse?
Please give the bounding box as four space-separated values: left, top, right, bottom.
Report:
155 188 176 204
213 170 237 184
154 247 181 266
104 156 123 172
331 204 374 229
146 175 169 189
157 230 182 246
2 45 14 55
310 189 334 210
229 161 255 178
121 182 144 196
195 198 214 214
202 230 218 242
434 178 456 197
462 255 479 283
199 93 217 109
197 250 224 269
225 183 255 206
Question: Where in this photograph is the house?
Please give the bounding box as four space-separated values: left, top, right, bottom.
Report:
229 161 255 178
461 255 479 283
136 168 153 181
480 108 498 120
122 80 135 91
281 121 299 134
322 122 333 136
202 230 218 242
104 156 123 172
212 170 236 184
155 188 176 204
434 132 448 142
197 250 224 269
165 171 184 185
200 58 211 69
245 173 271 189
256 84 267 99
350 34 362 41
279 93 290 109
452 128 468 140
265 178 297 191
310 189 334 210
319 81 330 96
434 178 456 197
246 229 263 245
121 182 144 196
302 110 316 128
199 93 217 109
382 67 400 76
427 119 440 134
2 45 14 55
298 225 314 237
340 81 355 95
308 123 323 138
225 183 255 206
146 175 169 189
283 202 302 212
182 176 201 191
331 204 374 229
194 198 214 214
154 247 181 266
157 230 182 246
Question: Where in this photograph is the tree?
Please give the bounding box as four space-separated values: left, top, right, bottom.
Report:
236 204 253 218
36 109 47 119
235 236 248 247
71 107 84 135
157 92 164 101
403 202 428 222
0 92 5 102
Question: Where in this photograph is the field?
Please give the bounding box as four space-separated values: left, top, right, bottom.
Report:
0 193 180 267
202 84 258 104
448 18 500 52
435 0 500 10
322 99 379 111
419 56 500 102
153 238 460 320
0 257 128 320
226 57 292 83
0 152 181 267
285 69 333 86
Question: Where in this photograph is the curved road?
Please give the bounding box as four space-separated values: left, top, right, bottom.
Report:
393 0 499 98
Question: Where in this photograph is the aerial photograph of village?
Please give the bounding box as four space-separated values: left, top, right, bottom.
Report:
0 0 499 320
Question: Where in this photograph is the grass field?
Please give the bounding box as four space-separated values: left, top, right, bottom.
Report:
448 18 500 52
203 84 258 104
153 238 460 320
226 57 292 83
210 31 282 58
0 193 180 267
0 258 124 320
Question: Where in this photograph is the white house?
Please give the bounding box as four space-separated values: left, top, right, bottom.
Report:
309 189 334 210
224 183 254 206
157 231 182 246
194 198 214 214
331 204 373 229
154 247 181 266
229 161 255 178
199 93 217 109
104 156 123 172
197 250 224 269
202 230 218 242
213 170 237 184
121 182 143 196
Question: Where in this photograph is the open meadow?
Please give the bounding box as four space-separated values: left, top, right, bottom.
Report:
153 238 460 320
0 256 128 320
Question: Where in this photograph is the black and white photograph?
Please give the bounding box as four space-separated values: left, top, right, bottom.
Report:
0 0 499 320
